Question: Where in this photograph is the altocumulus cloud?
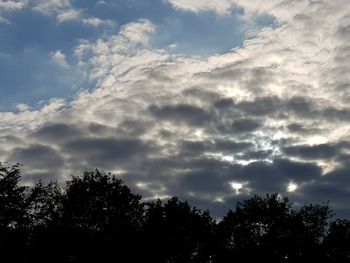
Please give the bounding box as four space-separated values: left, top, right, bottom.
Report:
2 0 350 217
0 0 114 25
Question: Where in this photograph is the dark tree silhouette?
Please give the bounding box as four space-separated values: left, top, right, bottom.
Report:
216 194 294 262
287 203 333 263
215 194 333 263
143 197 215 263
324 219 350 262
0 163 27 262
25 180 63 262
60 170 144 262
0 162 349 263
0 163 26 228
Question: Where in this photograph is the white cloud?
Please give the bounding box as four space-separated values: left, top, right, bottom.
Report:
168 0 236 15
50 50 69 68
96 0 106 6
0 16 11 24
16 104 30 112
0 98 65 129
120 19 156 45
167 0 310 22
0 0 27 11
56 8 80 22
0 0 27 23
82 17 115 27
31 0 70 15
31 0 82 23
0 0 116 26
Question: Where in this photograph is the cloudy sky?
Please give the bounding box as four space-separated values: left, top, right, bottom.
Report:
1 0 350 217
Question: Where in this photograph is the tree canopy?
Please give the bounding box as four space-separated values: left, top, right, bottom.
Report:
0 162 348 263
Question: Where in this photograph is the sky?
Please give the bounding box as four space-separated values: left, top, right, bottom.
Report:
1 0 350 218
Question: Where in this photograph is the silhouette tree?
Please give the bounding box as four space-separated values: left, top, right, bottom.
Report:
0 162 27 262
0 163 26 228
215 194 333 263
25 180 63 262
143 197 215 263
0 162 349 263
60 170 144 262
216 194 294 262
324 219 350 263
286 203 333 263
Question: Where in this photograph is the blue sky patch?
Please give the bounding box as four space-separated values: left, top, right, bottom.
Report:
0 0 274 110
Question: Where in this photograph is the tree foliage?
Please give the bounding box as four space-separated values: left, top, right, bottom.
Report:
0 163 348 263
143 197 215 263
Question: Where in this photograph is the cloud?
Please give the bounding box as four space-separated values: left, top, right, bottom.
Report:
282 143 341 160
64 138 150 161
31 0 82 23
50 50 69 68
167 0 311 23
32 122 84 143
31 0 70 15
56 8 80 23
0 0 71 22
0 0 115 26
82 17 115 27
4 0 350 217
0 0 27 11
0 0 27 23
149 104 212 126
120 19 156 45
8 144 65 181
167 0 236 15
229 119 261 133
0 16 11 24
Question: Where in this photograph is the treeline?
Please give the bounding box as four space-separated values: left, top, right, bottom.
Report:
0 163 349 263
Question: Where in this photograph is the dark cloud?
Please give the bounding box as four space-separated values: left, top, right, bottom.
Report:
213 98 234 109
116 120 152 137
0 134 23 144
180 140 210 156
282 143 340 160
285 96 350 122
8 144 65 181
33 123 84 142
286 96 315 116
322 106 350 121
321 165 350 187
116 148 323 214
88 122 115 136
293 181 350 218
8 144 64 170
286 123 307 133
273 158 322 181
235 96 282 116
176 168 233 194
229 119 261 133
63 137 153 169
124 153 325 218
237 159 321 193
241 149 273 160
149 104 212 126
239 162 287 192
213 140 254 153
212 95 350 123
179 139 254 156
